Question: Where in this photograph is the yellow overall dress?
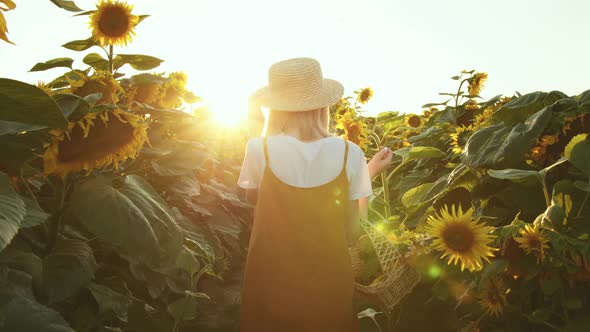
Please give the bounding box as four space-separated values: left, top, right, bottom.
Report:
240 137 359 332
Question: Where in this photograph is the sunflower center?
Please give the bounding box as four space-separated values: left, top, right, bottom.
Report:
98 6 130 37
407 116 421 128
58 113 135 163
441 223 475 252
527 237 541 251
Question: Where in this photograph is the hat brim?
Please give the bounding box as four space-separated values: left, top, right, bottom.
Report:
253 79 344 112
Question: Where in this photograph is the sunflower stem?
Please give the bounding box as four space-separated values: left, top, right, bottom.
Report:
575 177 590 218
108 44 114 75
48 176 66 251
454 77 467 109
381 171 391 219
542 178 551 208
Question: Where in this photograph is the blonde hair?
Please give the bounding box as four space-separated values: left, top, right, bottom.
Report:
264 107 331 141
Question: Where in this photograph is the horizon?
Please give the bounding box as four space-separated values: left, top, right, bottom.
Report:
3 0 590 120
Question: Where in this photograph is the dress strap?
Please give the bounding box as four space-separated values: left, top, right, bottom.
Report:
342 139 349 171
263 136 270 166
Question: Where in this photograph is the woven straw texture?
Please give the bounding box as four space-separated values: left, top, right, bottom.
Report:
254 57 344 112
349 218 421 312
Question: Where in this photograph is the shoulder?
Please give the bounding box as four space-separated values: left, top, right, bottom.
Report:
246 137 263 150
343 139 365 160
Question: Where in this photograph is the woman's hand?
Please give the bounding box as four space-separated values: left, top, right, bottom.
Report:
367 147 394 178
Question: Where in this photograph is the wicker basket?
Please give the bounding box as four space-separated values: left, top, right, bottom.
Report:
349 219 421 312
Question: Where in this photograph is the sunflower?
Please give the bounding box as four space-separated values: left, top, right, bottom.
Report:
36 81 53 96
426 205 496 272
90 0 139 46
68 72 123 104
42 109 148 177
468 72 488 97
156 72 188 109
478 278 508 317
357 87 374 104
474 107 494 128
465 99 479 111
449 125 475 155
336 110 370 149
0 0 16 44
405 114 422 128
514 224 550 263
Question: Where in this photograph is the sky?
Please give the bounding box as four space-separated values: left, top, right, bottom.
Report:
2 0 590 120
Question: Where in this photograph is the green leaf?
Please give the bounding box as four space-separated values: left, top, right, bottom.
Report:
0 297 75 332
113 54 164 71
493 91 567 125
83 53 109 71
540 271 562 295
0 247 42 289
574 181 590 193
167 297 196 323
175 246 200 276
0 120 46 136
0 79 67 128
487 169 541 182
479 259 508 290
61 37 98 51
66 176 183 267
567 135 590 175
149 141 208 176
42 239 97 304
408 146 446 160
49 0 83 12
0 172 26 252
21 197 49 228
167 291 208 323
401 182 435 208
392 147 410 159
52 93 90 120
0 267 74 332
29 57 74 72
463 107 552 168
87 283 132 322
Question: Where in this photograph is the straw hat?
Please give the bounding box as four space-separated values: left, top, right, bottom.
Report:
253 57 344 112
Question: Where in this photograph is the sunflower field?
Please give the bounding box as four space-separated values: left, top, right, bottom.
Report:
1 1 590 332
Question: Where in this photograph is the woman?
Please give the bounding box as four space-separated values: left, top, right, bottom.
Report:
238 57 393 331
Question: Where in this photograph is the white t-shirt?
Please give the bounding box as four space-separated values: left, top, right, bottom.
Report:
237 135 372 200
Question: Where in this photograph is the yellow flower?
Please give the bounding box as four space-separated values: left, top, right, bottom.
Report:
465 99 479 111
540 134 559 147
564 134 587 161
90 0 139 46
68 72 123 104
42 109 148 177
426 205 496 272
36 81 53 96
468 72 488 97
514 224 550 263
449 125 475 155
156 71 188 109
474 107 494 128
0 0 16 44
405 114 422 128
357 87 373 104
478 278 508 317
336 110 370 149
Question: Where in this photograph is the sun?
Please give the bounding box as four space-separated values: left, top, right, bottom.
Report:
202 92 248 128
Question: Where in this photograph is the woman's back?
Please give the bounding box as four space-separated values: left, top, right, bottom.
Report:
238 135 371 200
239 136 362 332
